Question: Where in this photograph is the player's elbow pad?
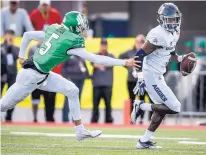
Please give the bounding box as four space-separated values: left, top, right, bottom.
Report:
135 49 147 69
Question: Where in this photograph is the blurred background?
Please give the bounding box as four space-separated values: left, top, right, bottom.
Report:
1 0 206 125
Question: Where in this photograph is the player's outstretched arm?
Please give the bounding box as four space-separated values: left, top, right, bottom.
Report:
67 48 141 70
19 31 45 65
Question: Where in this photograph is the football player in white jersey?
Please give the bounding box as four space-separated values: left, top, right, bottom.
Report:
131 3 188 149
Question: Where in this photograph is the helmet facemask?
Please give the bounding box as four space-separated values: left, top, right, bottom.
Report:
76 13 89 37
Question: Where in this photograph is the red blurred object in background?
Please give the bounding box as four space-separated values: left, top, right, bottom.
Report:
52 64 63 74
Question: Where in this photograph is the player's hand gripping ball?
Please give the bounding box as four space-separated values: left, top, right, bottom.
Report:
180 52 197 76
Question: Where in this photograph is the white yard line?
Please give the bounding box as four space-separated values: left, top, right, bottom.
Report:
179 141 206 145
10 131 197 140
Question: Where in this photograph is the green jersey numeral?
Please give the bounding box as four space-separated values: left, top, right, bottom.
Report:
39 33 59 55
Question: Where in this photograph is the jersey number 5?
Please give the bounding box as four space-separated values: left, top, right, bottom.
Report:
39 33 59 55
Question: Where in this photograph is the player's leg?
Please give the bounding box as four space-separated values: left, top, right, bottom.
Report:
138 91 153 124
139 112 166 142
133 98 167 149
142 77 180 114
148 112 166 132
0 69 46 112
132 71 180 120
139 93 145 124
133 70 181 149
38 72 81 121
136 111 165 149
38 72 102 140
148 92 154 121
62 79 83 123
151 104 178 114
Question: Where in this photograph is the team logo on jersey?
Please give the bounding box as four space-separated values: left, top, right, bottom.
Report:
152 85 167 102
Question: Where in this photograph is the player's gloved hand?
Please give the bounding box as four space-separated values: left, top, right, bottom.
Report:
133 77 146 96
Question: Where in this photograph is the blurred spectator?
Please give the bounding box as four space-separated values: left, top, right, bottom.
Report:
1 30 19 122
119 34 153 124
30 0 62 31
61 56 90 122
184 41 193 54
1 0 34 36
28 42 61 122
91 38 114 123
196 40 206 57
196 40 206 112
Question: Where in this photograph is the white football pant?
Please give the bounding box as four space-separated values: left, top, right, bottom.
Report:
143 69 181 113
0 68 81 120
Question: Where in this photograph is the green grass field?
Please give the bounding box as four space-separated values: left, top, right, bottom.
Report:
1 124 206 155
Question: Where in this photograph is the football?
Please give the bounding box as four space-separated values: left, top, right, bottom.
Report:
180 52 197 76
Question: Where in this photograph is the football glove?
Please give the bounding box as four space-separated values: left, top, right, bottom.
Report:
133 78 146 96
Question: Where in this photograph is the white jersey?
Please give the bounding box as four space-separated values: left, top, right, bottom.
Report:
143 25 180 74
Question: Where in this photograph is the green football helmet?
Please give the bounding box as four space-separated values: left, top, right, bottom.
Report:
62 11 89 35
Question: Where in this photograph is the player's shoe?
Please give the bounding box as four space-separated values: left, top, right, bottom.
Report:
136 140 162 149
131 100 144 124
76 129 102 141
